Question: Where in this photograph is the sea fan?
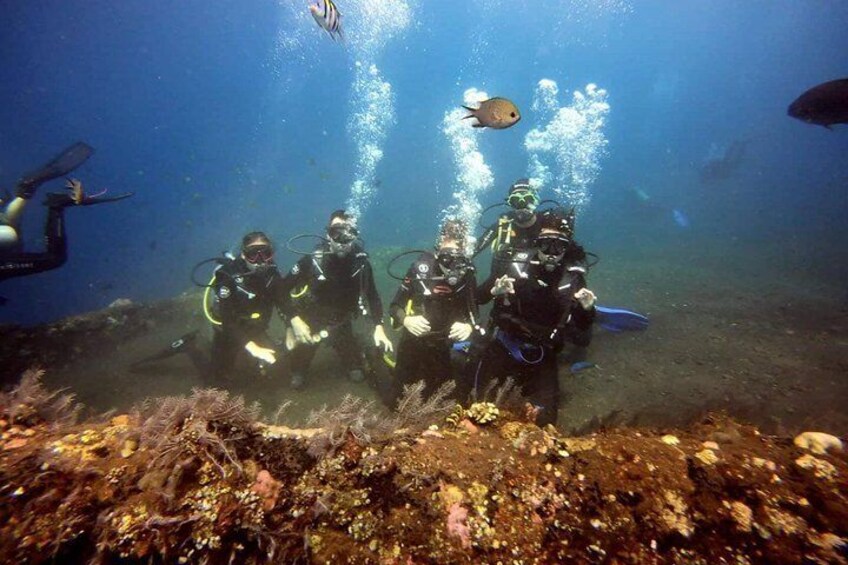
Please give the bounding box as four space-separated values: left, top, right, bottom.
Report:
482 376 526 412
0 368 83 427
387 380 457 431
133 388 261 486
304 380 458 459
306 395 380 458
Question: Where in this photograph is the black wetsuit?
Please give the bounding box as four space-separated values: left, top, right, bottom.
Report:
0 202 70 282
204 258 288 381
389 252 479 403
474 256 594 426
0 142 96 283
283 243 384 381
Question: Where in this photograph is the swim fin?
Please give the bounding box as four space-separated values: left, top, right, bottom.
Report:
130 331 198 370
595 305 649 332
43 190 134 209
16 142 95 199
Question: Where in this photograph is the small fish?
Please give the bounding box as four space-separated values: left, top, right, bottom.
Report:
672 209 690 228
462 97 521 129
570 361 597 374
788 78 848 129
309 0 344 42
307 157 317 166
631 187 650 202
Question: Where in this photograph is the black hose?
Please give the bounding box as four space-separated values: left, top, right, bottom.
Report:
386 249 430 281
286 233 329 255
190 257 226 288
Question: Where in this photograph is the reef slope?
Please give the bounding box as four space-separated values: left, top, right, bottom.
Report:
0 375 845 564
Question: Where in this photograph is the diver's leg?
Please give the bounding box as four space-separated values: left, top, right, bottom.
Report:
331 321 366 382
289 342 318 389
209 330 240 384
422 340 453 399
470 340 509 404
391 334 423 407
3 197 27 228
0 205 68 281
523 352 560 427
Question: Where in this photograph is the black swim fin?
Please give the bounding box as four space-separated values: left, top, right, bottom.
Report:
43 190 134 209
16 142 95 199
130 331 199 370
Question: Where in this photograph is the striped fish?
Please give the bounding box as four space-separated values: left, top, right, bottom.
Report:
309 0 344 42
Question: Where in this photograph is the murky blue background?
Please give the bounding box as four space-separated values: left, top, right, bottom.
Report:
2 0 846 324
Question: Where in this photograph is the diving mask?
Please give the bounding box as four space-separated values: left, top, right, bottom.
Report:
327 223 358 257
436 249 471 286
243 244 274 265
328 224 358 244
507 189 539 211
534 234 569 272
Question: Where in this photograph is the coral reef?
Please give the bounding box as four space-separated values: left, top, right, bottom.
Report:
0 373 846 564
0 368 82 428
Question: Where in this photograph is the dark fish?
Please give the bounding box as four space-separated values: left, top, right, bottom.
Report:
788 78 848 129
699 140 746 183
462 97 521 129
149 240 157 251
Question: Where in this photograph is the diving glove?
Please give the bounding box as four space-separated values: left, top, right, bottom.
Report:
402 315 431 337
245 341 276 364
290 316 314 344
285 327 297 351
448 322 473 342
373 324 393 352
574 288 597 310
491 275 515 296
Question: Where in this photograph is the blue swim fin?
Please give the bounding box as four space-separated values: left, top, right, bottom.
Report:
595 305 649 332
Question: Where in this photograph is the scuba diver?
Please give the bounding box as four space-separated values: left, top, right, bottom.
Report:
0 142 132 286
284 210 392 389
132 232 287 382
388 218 480 405
476 178 648 334
473 178 543 261
474 207 597 427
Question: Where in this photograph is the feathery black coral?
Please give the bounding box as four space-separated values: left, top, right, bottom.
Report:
305 380 457 458
134 388 260 488
388 380 457 430
0 368 83 427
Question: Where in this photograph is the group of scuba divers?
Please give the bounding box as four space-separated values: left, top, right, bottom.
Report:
1 143 648 427
139 179 648 427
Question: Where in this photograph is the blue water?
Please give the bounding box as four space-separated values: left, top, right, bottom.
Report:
1 0 847 325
